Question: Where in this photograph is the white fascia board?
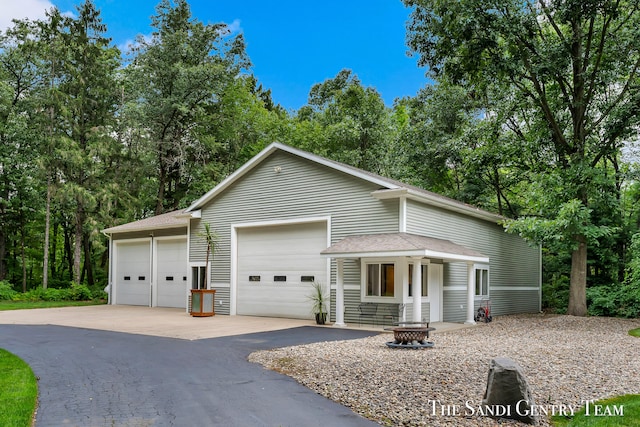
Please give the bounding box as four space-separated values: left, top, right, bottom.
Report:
323 249 489 264
371 188 504 223
186 142 399 212
175 209 201 219
104 223 188 236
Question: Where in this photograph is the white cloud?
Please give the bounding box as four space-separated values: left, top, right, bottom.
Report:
226 19 242 35
0 0 55 32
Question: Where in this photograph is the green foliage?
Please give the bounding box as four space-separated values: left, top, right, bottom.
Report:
11 282 99 302
0 281 17 301
307 281 328 314
542 275 569 314
504 200 616 252
0 349 38 426
551 394 640 427
404 0 640 316
587 233 640 318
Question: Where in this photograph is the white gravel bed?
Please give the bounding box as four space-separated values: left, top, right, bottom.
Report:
249 314 640 426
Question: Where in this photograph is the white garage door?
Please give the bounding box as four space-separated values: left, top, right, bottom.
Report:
156 238 188 308
115 240 151 306
237 221 327 319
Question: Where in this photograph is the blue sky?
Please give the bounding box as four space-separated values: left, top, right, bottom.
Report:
5 0 430 111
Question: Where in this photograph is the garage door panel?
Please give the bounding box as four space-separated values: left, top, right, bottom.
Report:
237 222 327 319
156 239 188 308
115 241 151 306
237 284 314 318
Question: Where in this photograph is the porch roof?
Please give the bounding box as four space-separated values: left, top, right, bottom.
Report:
321 233 489 263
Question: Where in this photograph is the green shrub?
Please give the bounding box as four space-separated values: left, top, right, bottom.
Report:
89 285 108 300
542 275 569 314
588 233 640 318
68 283 92 301
0 281 17 301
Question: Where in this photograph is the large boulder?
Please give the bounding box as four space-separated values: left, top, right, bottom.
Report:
481 357 537 424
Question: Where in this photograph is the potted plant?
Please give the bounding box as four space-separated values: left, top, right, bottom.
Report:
308 281 328 325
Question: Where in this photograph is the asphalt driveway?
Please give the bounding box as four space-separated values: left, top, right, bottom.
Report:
0 324 379 426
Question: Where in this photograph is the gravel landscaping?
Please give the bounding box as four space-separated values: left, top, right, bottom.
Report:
249 314 640 426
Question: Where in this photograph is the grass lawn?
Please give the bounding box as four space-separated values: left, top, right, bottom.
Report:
0 349 38 426
0 300 106 311
629 328 640 337
551 394 640 427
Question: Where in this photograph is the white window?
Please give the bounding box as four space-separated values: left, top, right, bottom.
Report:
408 264 428 297
366 263 395 297
191 265 207 290
475 266 489 297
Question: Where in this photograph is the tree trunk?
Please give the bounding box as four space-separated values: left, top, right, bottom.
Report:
155 150 167 215
567 235 588 316
64 224 73 280
20 217 26 292
73 205 83 284
83 233 94 286
43 178 52 289
0 227 6 281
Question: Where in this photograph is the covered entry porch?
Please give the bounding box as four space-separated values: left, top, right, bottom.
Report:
321 233 490 326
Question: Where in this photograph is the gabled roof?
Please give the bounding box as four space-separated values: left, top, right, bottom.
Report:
186 142 503 222
102 209 188 234
321 232 489 263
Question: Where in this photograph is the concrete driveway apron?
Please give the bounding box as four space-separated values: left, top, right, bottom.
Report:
0 319 380 426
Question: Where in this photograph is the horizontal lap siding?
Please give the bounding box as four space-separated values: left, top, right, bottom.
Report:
490 289 540 315
331 289 414 327
191 151 398 288
443 291 468 322
406 200 540 318
211 287 230 315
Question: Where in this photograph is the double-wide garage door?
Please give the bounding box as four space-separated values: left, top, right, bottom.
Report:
114 238 187 308
237 221 327 319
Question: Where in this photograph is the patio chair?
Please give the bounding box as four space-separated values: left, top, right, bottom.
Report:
358 302 378 326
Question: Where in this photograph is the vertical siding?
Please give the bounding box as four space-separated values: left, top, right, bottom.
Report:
406 199 540 319
191 151 399 288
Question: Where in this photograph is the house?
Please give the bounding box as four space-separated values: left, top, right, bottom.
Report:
103 142 541 325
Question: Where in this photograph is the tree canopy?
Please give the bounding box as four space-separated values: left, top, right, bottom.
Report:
1 0 640 317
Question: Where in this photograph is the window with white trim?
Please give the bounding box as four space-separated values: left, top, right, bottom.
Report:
366 263 395 297
191 265 207 290
408 264 428 297
475 266 489 297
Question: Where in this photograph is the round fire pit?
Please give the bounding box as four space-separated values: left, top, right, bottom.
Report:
392 327 428 344
385 324 435 349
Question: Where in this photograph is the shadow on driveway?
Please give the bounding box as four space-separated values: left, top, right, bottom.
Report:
0 325 380 427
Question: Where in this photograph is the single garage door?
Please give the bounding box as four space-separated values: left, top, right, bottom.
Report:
237 221 327 319
156 238 188 308
115 240 151 306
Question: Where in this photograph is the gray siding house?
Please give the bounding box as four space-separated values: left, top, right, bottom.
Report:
104 142 541 324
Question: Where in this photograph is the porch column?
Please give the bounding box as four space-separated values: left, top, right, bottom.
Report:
465 262 476 324
333 258 346 327
411 257 422 322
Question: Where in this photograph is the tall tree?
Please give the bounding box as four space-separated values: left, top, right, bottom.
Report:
404 0 640 315
301 69 392 174
0 19 45 286
49 1 121 284
125 0 249 215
